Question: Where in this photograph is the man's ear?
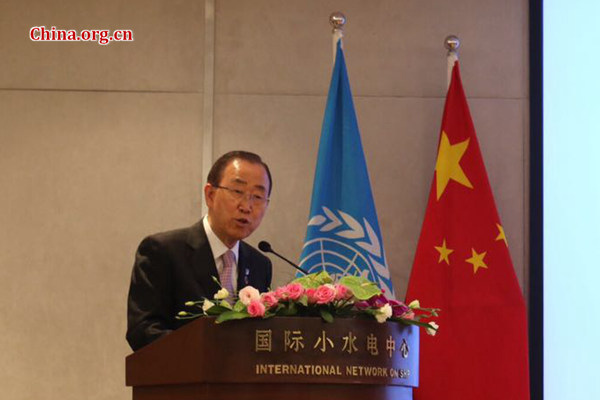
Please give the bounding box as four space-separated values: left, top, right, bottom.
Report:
204 184 215 208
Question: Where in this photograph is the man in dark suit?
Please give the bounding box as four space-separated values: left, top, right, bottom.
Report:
126 151 273 351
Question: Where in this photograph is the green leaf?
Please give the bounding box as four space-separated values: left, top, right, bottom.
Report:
319 308 334 323
175 313 202 320
291 271 333 288
205 305 232 315
233 301 246 312
215 310 250 323
273 303 286 312
262 311 276 319
298 295 308 307
314 271 333 284
362 309 378 317
338 275 382 300
334 303 356 317
276 302 298 316
393 319 435 329
291 277 318 288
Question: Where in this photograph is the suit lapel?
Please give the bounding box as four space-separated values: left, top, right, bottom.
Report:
186 221 221 298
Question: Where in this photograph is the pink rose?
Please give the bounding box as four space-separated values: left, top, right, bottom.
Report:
261 292 279 309
334 284 353 301
285 283 305 300
314 284 336 304
305 288 318 304
238 286 261 305
274 286 288 301
247 299 266 317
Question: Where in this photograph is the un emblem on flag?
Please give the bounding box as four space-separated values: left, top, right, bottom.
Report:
299 207 393 295
300 237 373 280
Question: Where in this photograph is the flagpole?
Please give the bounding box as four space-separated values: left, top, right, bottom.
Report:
329 11 346 63
444 35 460 89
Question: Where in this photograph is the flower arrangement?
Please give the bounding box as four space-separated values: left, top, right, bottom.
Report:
178 271 439 335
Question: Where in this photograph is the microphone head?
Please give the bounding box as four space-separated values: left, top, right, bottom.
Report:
258 241 272 253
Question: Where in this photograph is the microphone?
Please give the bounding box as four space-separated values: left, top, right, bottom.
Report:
258 241 309 275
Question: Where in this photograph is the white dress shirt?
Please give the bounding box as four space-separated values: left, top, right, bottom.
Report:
202 216 240 290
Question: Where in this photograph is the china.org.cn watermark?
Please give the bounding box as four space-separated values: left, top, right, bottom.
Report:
30 26 134 45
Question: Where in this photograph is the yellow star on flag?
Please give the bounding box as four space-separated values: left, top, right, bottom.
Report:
496 223 508 247
434 239 454 265
466 248 488 274
435 131 473 200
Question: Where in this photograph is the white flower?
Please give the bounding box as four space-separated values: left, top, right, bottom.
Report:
238 286 261 306
214 288 229 300
408 300 420 309
375 304 393 323
202 299 215 313
426 321 439 336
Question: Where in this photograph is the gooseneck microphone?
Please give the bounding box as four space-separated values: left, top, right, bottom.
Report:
258 241 309 275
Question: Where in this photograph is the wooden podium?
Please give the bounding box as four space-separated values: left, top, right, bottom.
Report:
126 316 419 400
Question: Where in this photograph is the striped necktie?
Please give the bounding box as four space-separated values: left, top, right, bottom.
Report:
220 250 236 302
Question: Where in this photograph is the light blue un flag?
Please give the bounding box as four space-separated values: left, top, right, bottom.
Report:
298 41 395 297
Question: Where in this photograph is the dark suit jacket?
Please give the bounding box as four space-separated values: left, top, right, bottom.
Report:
126 221 272 351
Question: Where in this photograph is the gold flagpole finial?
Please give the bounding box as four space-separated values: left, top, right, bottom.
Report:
444 35 461 88
329 11 346 32
444 35 460 55
330 12 346 63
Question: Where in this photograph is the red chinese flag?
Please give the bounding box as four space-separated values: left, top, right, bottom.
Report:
406 62 530 399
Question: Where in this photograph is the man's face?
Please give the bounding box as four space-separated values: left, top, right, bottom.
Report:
204 159 270 248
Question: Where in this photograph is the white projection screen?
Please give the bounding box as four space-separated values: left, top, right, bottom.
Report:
543 1 600 399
